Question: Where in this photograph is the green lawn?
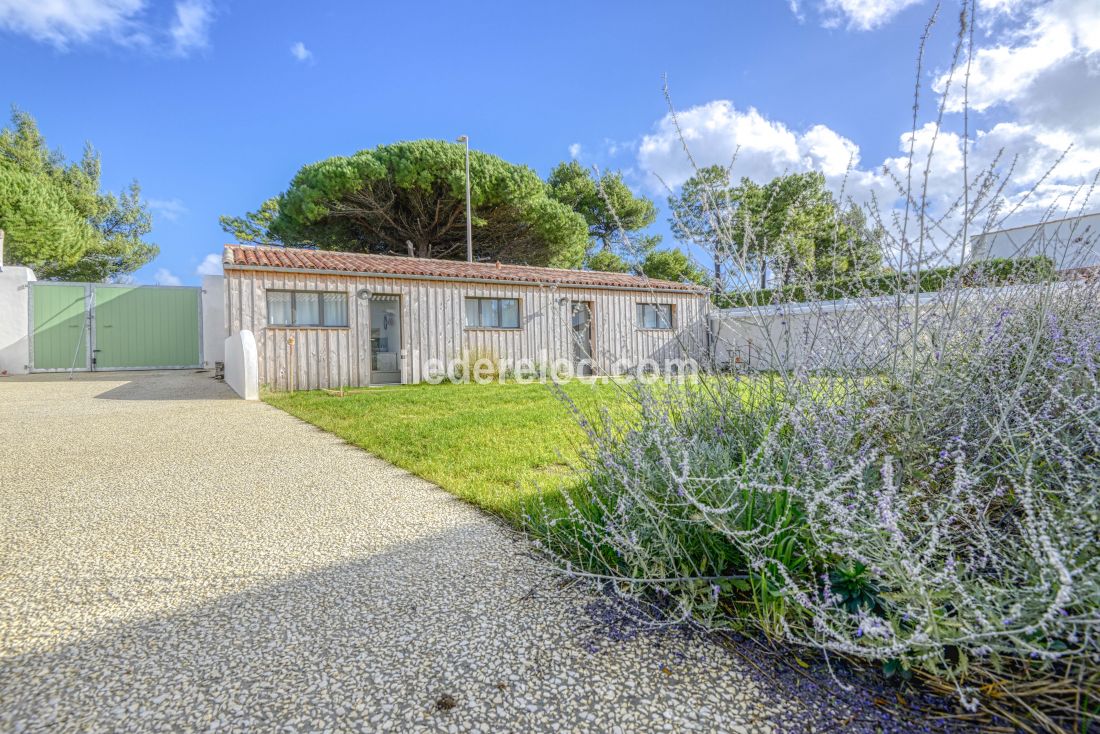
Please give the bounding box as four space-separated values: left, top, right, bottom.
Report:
264 381 631 520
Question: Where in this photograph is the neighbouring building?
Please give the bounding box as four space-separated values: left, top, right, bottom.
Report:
970 211 1100 275
221 245 711 389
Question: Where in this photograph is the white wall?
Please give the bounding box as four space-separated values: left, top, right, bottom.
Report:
224 330 258 399
0 266 36 375
202 274 225 368
971 213 1100 270
710 281 1085 372
711 298 922 371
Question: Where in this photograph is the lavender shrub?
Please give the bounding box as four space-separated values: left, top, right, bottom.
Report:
530 274 1099 731
526 4 1099 730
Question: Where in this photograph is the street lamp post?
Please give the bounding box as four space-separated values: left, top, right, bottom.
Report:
456 135 473 263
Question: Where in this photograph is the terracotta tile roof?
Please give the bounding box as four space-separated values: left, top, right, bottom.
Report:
222 245 706 293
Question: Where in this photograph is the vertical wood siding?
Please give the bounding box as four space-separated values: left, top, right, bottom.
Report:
224 269 710 389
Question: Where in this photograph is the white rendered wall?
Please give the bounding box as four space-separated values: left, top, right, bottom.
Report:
710 281 1085 371
224 329 259 400
971 213 1100 270
202 274 226 369
0 266 36 375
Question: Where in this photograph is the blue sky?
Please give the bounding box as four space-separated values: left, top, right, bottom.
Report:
1 0 1097 284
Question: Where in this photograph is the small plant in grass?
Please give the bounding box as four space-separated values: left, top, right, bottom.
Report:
827 562 883 617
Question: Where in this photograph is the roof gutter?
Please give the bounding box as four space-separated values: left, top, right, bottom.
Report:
221 262 708 296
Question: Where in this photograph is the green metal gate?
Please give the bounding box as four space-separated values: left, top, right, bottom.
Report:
30 284 88 371
30 283 202 372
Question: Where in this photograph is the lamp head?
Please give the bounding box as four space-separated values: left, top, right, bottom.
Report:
455 135 468 143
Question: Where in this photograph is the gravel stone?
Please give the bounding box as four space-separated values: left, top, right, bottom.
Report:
0 371 773 733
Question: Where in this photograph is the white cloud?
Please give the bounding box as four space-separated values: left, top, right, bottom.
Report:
195 253 222 276
635 99 1099 265
798 124 861 177
637 100 841 191
290 40 311 62
637 100 891 215
153 268 182 286
819 0 924 30
147 197 187 222
635 0 1100 266
0 0 215 55
917 0 1100 227
605 138 628 157
568 143 582 159
0 0 145 48
789 0 806 23
977 0 1030 16
865 120 1100 261
169 0 211 55
936 0 1100 117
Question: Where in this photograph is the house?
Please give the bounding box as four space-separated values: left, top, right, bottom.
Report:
222 245 711 389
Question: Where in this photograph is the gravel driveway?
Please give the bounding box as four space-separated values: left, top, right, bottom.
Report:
0 371 772 733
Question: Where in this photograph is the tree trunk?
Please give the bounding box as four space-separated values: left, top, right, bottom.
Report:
782 257 795 288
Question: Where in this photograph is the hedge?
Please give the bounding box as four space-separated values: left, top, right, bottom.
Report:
715 256 1055 308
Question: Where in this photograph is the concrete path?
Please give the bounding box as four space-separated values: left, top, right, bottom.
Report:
0 371 770 733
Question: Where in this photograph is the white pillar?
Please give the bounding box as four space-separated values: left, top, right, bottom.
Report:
0 266 37 375
224 329 259 400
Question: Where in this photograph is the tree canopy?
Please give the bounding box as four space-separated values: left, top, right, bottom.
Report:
219 197 279 245
224 143 707 279
668 167 882 289
584 248 631 273
0 161 97 270
638 248 707 285
250 140 589 268
0 108 157 280
546 161 657 257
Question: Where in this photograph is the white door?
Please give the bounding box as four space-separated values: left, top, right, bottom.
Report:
369 295 402 384
570 301 594 376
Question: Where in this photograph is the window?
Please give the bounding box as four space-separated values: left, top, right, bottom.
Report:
465 297 520 328
637 303 674 329
267 290 349 327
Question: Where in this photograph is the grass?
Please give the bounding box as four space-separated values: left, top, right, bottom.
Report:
264 380 631 521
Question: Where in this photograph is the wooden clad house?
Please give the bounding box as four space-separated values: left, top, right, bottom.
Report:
222 245 710 390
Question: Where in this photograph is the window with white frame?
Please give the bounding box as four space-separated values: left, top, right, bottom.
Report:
464 297 520 328
267 290 349 327
636 303 674 329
